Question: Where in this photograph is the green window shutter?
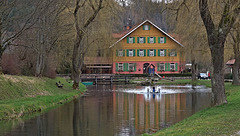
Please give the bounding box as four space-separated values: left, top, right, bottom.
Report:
164 37 166 43
158 49 160 56
134 63 137 71
116 63 118 72
154 37 156 43
164 49 167 56
127 49 129 56
147 49 150 56
175 51 177 56
158 37 160 43
116 50 118 56
123 49 125 56
144 49 146 56
168 49 170 56
143 25 145 30
148 37 150 43
175 63 178 71
154 49 156 56
165 63 168 71
124 63 128 72
157 63 160 71
144 37 146 43
133 37 135 43
133 49 136 56
168 63 171 71
137 49 139 56
127 37 129 43
137 37 139 43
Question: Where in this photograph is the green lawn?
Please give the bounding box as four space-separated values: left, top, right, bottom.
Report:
0 75 86 121
144 80 240 136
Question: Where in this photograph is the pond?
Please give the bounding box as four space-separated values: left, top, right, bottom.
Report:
0 84 212 136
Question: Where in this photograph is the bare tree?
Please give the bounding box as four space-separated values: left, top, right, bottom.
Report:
229 21 240 85
199 0 240 105
0 0 39 73
72 0 104 89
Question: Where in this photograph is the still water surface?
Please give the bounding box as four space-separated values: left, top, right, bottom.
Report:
0 84 212 136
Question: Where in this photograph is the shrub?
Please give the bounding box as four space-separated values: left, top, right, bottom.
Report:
1 53 20 75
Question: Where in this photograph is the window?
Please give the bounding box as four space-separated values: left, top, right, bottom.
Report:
118 50 123 56
143 25 150 30
170 63 175 70
129 49 133 56
128 63 135 71
149 49 154 56
118 63 123 71
159 63 165 71
159 49 165 56
128 37 134 43
139 49 144 56
139 37 144 43
159 37 166 43
169 49 177 56
149 37 155 43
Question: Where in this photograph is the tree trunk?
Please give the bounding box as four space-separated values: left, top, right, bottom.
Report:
232 32 240 85
71 0 103 89
35 52 45 77
191 59 197 81
198 0 237 105
210 43 227 105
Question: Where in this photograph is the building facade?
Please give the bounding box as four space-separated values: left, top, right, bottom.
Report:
110 20 185 74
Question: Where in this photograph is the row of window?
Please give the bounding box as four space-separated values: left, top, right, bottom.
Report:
127 37 166 44
116 63 136 72
116 49 177 57
115 63 178 72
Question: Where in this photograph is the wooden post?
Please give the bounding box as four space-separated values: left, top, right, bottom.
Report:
110 76 113 84
95 76 97 85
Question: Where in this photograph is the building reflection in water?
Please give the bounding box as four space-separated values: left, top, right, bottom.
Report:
1 85 212 136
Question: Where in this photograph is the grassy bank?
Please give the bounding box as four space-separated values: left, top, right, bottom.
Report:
144 80 240 136
0 75 86 121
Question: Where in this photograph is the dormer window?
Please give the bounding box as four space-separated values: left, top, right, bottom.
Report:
143 25 150 30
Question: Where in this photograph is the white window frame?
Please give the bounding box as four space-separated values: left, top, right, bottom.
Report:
144 25 149 30
118 50 123 56
159 37 165 43
118 63 123 71
129 49 133 57
129 37 134 43
149 37 154 43
159 49 165 56
149 49 154 56
169 49 176 56
159 63 165 71
139 37 144 43
128 63 134 71
170 63 175 70
139 49 144 56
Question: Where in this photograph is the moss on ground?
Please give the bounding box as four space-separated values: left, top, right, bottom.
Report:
0 75 86 121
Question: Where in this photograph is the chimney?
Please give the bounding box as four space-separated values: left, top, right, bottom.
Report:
126 18 132 30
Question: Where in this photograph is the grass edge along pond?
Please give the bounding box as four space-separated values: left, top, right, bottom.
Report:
0 75 86 121
143 79 240 136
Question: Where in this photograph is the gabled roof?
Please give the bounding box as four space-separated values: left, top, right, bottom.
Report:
109 20 184 48
226 59 235 65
